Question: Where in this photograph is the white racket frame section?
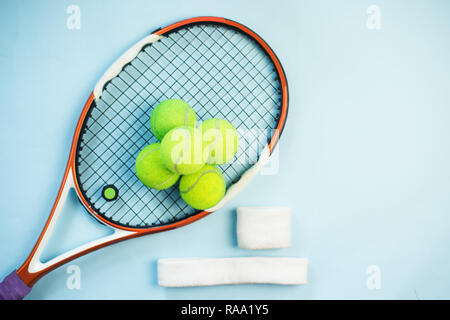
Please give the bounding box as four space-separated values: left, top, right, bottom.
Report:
26 170 135 274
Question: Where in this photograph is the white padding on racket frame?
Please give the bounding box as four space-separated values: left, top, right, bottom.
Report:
237 207 292 250
93 34 162 99
158 257 308 287
205 146 271 213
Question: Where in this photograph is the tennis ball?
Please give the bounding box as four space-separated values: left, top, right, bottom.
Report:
135 143 180 190
160 126 205 175
179 165 226 210
150 99 197 141
199 118 239 165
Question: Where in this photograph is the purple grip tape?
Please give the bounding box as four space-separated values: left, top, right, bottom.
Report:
0 271 31 300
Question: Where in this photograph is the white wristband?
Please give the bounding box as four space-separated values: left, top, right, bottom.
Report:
237 207 292 249
158 257 308 287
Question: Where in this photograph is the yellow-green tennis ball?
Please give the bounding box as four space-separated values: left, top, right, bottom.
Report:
160 126 205 175
199 118 239 165
150 99 197 141
179 165 226 210
135 143 180 190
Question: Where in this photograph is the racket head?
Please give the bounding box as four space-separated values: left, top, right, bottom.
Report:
71 17 289 232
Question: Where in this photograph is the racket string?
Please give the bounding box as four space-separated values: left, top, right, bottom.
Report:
76 23 282 228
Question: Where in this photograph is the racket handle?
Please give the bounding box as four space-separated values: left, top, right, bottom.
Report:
0 271 31 300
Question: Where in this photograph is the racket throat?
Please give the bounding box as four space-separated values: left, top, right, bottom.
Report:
16 170 135 287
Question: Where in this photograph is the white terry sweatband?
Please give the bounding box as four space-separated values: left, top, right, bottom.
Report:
158 257 308 287
237 207 292 249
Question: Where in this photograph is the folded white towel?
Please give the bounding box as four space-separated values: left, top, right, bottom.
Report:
237 207 292 249
158 257 308 287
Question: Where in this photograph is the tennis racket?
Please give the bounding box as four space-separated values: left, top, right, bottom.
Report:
0 16 288 300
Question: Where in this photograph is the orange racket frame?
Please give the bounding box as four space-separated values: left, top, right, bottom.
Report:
13 16 288 288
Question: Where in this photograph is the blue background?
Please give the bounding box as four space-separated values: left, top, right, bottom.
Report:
1 0 450 299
